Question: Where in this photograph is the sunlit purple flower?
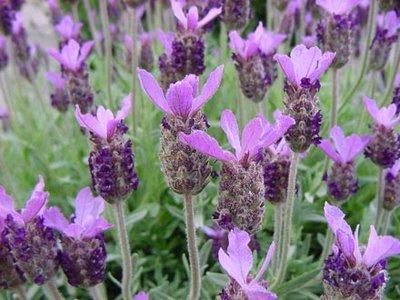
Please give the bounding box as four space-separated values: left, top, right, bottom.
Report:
75 96 139 202
43 188 112 287
323 202 400 299
138 66 223 194
45 72 70 112
180 109 293 232
319 126 370 201
369 10 400 70
218 228 277 300
230 22 286 102
0 36 8 71
55 16 82 44
364 97 400 168
133 291 149 300
274 44 335 152
1 177 59 285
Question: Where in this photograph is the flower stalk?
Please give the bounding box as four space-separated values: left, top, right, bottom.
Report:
272 203 283 272
83 0 101 54
113 202 133 300
130 8 138 133
44 279 64 300
375 169 386 233
184 194 201 300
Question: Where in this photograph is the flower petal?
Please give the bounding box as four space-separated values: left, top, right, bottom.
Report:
75 105 106 138
21 176 49 223
171 0 187 29
115 94 132 120
274 53 297 85
166 80 194 118
220 110 241 157
197 7 222 29
74 187 105 227
43 207 70 234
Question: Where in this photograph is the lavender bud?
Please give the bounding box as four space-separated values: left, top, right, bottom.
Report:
392 82 400 115
317 13 353 69
139 41 154 71
214 161 265 234
64 65 94 114
383 170 400 211
59 234 106 288
369 30 398 71
158 53 177 91
222 0 250 31
0 1 13 36
50 88 69 113
283 80 322 152
364 124 400 168
326 162 358 203
262 154 291 204
323 250 387 300
159 112 211 195
2 216 58 285
0 241 25 289
89 122 139 203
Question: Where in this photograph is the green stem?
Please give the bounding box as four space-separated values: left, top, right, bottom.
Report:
130 8 138 134
374 169 386 232
272 203 283 272
330 68 339 128
338 0 377 114
380 210 391 235
383 39 400 105
89 284 106 300
99 0 113 107
272 152 300 288
220 23 227 61
183 194 201 300
319 229 334 266
44 279 64 300
113 202 133 300
267 0 273 29
72 2 79 21
83 0 101 54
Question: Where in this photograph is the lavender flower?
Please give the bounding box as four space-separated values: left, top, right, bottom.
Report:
139 33 154 71
319 126 370 202
75 96 139 203
156 29 177 90
138 66 223 195
45 72 70 112
323 203 400 299
0 36 8 71
222 0 251 31
47 0 62 25
0 177 59 285
218 228 277 299
133 291 149 300
180 109 294 233
55 15 82 46
0 0 13 36
363 97 400 168
392 74 400 114
49 39 94 113
170 0 221 78
383 159 400 210
369 11 400 71
43 188 112 287
229 22 286 103
274 44 336 152
316 0 359 68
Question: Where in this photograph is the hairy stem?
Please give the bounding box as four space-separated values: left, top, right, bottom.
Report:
89 284 106 300
338 0 377 113
113 202 133 300
272 203 283 272
380 210 391 235
130 8 138 133
272 152 300 287
374 169 386 232
72 2 79 21
83 0 101 54
184 194 201 300
99 0 113 107
44 279 64 300
383 39 400 105
330 68 339 128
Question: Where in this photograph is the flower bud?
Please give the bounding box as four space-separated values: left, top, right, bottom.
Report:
325 162 358 202
222 0 251 31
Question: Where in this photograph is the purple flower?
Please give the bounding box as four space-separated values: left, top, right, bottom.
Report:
324 202 400 267
48 39 94 72
229 22 286 59
133 291 149 300
45 71 65 90
11 12 24 36
138 65 223 119
218 228 277 300
156 29 175 58
179 109 294 165
319 126 371 164
301 35 316 48
316 0 361 15
376 10 400 39
43 187 112 239
75 95 131 139
363 96 400 129
274 44 336 87
171 0 222 32
55 16 82 42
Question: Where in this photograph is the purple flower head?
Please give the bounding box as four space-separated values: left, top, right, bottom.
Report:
140 32 153 46
170 0 222 32
0 176 48 230
11 12 24 35
364 96 400 129
45 71 65 90
55 16 82 42
156 29 175 57
218 228 277 300
324 202 400 267
138 65 223 119
376 10 400 39
229 22 286 59
75 95 131 139
319 126 371 164
133 291 149 300
388 158 400 177
43 187 112 239
179 109 294 165
316 0 361 15
274 44 336 87
268 138 292 158
48 39 94 72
